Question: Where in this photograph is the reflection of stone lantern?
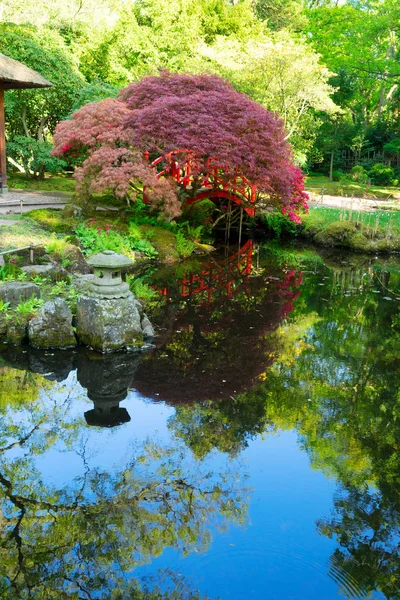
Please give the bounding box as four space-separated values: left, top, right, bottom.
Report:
77 349 142 428
84 394 131 428
86 250 132 299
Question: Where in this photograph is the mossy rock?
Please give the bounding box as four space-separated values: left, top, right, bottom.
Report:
314 221 372 251
25 209 78 234
76 294 145 353
140 225 178 261
5 319 28 345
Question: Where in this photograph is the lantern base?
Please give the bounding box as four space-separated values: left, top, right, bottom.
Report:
88 280 131 299
76 292 145 353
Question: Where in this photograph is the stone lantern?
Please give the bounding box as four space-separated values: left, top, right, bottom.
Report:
76 250 155 353
86 250 132 299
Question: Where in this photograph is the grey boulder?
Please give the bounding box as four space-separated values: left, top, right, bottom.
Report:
72 274 95 293
0 282 40 307
76 294 144 353
22 264 68 281
28 298 76 349
141 314 155 339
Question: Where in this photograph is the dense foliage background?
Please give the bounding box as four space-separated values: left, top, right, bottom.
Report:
1 0 400 181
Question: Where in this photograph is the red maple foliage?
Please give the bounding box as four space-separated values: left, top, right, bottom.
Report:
53 71 308 219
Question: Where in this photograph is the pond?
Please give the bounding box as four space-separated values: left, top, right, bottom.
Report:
0 241 399 600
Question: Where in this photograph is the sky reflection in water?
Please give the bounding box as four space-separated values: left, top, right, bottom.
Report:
0 243 398 599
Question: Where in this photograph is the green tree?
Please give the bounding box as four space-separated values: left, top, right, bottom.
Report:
0 23 84 178
199 31 338 163
307 1 400 167
253 0 308 31
1 24 84 137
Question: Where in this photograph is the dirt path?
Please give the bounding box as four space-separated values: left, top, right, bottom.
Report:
0 190 68 215
1 188 398 216
306 190 400 211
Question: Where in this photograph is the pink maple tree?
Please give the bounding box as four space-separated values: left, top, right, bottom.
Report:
53 71 308 220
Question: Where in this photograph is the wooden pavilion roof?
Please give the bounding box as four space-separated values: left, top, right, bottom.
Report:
0 53 52 90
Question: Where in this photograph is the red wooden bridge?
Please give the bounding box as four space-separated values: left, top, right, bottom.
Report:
144 150 257 216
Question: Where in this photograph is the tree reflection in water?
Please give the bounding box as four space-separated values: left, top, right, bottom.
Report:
134 243 302 403
0 357 247 599
145 247 400 599
1 246 400 598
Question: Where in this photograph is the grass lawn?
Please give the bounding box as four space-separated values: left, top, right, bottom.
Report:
1 208 186 263
8 173 75 195
7 170 400 203
303 205 400 232
0 216 57 252
306 173 400 200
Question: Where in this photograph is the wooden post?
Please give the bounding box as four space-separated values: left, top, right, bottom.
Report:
0 82 7 193
225 200 232 246
238 207 243 251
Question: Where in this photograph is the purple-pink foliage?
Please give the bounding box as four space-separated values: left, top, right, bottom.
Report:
53 71 308 218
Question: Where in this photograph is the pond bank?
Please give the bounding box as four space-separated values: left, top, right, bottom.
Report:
262 205 400 254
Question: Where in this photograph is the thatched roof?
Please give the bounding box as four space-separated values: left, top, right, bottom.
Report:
0 53 52 90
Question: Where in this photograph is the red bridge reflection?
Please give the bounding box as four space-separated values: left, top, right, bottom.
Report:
157 239 255 303
138 243 304 403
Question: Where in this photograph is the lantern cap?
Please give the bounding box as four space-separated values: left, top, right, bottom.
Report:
87 250 133 269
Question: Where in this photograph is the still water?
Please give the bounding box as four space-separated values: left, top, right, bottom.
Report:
0 242 399 600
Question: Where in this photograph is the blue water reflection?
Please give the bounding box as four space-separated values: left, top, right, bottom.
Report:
0 244 398 599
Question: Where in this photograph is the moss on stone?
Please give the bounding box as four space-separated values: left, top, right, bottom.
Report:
303 215 400 253
5 319 28 345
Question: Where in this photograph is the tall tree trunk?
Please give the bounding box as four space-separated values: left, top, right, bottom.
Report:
0 82 7 191
38 163 46 180
37 117 45 143
329 149 334 182
20 105 30 138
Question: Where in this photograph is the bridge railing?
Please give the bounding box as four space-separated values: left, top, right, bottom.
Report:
144 150 257 214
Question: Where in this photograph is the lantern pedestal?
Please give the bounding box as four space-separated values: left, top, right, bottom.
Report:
76 294 145 353
76 250 155 353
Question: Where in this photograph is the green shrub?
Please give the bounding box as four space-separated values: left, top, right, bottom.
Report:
49 281 78 313
44 234 72 256
7 136 66 180
0 300 10 313
263 212 298 238
349 165 369 183
313 221 373 251
128 222 158 256
332 169 344 182
369 163 395 185
133 239 158 257
128 222 143 243
175 231 196 258
128 199 177 231
383 138 400 157
0 263 21 281
75 221 158 259
126 276 158 303
181 199 215 234
15 296 44 317
75 222 134 257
